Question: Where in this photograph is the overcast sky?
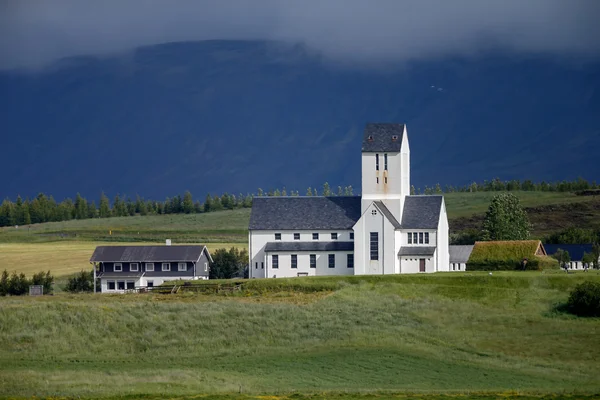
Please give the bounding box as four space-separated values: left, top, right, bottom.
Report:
1 0 599 69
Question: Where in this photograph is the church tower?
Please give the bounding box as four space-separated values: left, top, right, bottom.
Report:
361 123 410 222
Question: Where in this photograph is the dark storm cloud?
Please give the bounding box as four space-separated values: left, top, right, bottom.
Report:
1 0 599 69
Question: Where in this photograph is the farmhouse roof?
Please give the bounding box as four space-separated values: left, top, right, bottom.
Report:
249 196 361 230
398 246 437 256
449 245 474 263
264 241 354 252
401 196 443 229
374 201 401 229
543 244 593 261
362 123 405 152
90 245 210 263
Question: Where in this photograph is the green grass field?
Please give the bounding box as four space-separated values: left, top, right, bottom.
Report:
0 273 599 399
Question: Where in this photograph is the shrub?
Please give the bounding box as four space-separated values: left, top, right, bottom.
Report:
31 270 54 294
567 281 600 317
0 269 55 296
64 270 95 293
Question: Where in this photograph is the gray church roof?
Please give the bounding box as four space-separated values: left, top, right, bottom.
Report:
362 123 405 153
398 246 436 256
249 196 362 230
401 196 443 229
449 245 474 263
90 245 208 262
374 201 401 229
264 241 354 252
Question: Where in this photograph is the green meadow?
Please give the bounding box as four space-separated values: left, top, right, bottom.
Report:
0 272 599 399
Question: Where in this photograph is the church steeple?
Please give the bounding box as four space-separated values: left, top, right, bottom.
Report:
361 123 410 222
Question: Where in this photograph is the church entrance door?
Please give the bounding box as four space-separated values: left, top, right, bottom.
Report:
419 259 426 272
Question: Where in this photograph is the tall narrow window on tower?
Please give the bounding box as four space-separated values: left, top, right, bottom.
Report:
370 232 379 260
375 154 379 171
384 154 388 170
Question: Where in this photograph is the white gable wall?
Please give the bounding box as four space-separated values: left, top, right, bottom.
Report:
353 202 396 275
437 200 450 272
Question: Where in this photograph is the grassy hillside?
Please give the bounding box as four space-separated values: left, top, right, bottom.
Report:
1 191 598 244
0 273 599 398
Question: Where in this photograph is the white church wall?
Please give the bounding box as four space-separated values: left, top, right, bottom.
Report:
354 202 396 275
249 229 354 279
399 256 436 274
437 201 450 272
264 251 354 278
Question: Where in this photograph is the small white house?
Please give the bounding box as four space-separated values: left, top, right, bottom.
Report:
90 244 212 293
449 245 474 271
248 123 450 277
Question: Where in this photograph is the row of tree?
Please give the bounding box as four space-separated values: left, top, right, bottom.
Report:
0 270 54 296
1 177 597 228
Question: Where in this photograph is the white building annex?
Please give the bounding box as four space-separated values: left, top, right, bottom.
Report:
248 123 450 278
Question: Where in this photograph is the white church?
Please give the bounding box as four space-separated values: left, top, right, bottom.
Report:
248 123 450 278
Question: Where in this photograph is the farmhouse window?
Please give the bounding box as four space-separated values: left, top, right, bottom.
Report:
114 263 122 272
347 254 354 268
145 263 154 272
294 233 300 240
130 263 139 272
117 281 125 290
331 233 338 240
424 233 429 244
178 262 187 272
419 233 424 244
310 254 316 268
162 263 171 271
107 281 115 290
272 255 279 269
147 281 154 288
370 232 379 260
126 281 135 290
376 153 379 171
408 232 412 244
312 233 319 240
261 262 264 269
328 254 335 268
204 262 208 272
291 255 298 268
384 154 388 170
275 233 281 240
255 262 258 269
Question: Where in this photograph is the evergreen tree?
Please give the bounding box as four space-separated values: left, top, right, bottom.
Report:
194 200 203 213
87 201 97 218
257 188 264 197
212 195 223 211
306 187 313 196
75 193 88 219
281 187 287 196
22 202 31 225
337 186 343 196
99 192 111 218
434 183 442 194
481 193 530 241
273 189 281 197
410 185 416 195
204 194 213 213
323 182 331 196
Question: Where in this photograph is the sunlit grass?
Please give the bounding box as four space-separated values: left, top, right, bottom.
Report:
0 273 599 398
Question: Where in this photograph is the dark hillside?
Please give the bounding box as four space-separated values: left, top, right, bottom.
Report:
1 40 599 199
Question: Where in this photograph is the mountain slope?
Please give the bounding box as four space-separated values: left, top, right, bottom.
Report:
1 40 599 200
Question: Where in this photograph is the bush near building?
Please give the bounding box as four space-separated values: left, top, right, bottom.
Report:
567 281 600 317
